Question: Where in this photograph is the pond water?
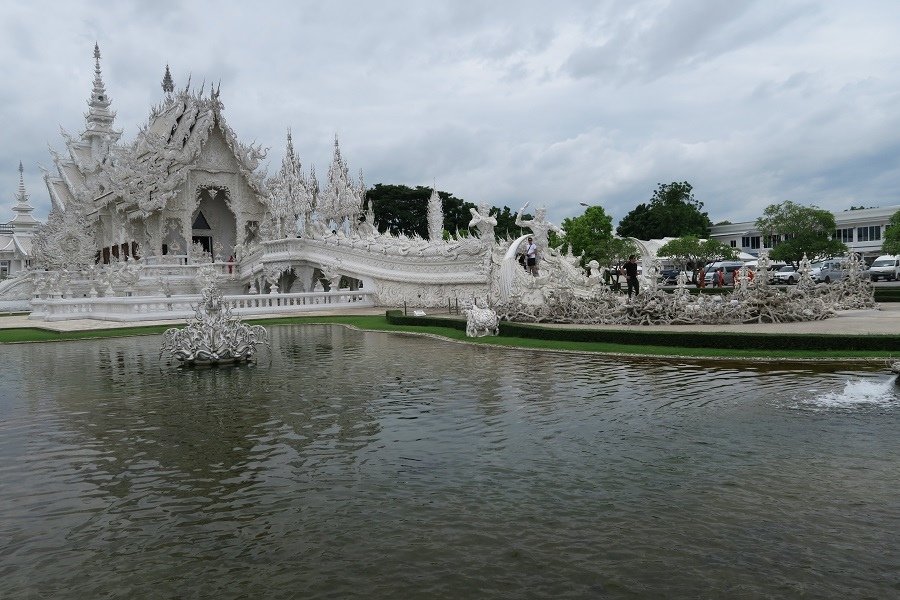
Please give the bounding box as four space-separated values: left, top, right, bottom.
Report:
0 325 897 599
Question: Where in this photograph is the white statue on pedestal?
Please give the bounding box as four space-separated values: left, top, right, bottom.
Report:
464 300 500 337
468 202 497 242
515 203 564 255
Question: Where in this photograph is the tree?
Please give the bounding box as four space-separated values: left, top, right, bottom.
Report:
557 205 614 266
616 181 712 239
882 210 900 255
657 235 738 283
755 200 847 264
365 184 475 238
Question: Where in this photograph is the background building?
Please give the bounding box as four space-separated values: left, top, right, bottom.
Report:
709 205 899 260
0 162 39 278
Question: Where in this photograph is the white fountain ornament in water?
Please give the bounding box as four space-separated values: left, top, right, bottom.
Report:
160 283 267 366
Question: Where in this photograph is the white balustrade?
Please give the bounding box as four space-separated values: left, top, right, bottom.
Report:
29 289 375 322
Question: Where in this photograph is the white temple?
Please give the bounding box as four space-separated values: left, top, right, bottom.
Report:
2 45 527 319
4 45 865 326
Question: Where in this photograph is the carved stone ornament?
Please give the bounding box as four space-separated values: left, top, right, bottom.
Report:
464 300 500 337
160 281 267 365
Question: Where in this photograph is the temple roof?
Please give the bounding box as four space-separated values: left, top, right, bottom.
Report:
101 84 267 216
0 233 31 256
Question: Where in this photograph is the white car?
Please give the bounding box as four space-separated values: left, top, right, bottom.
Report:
867 255 900 281
772 265 800 284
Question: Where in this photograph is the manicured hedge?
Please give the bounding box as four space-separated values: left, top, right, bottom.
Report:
386 310 900 352
498 321 900 352
874 288 900 302
385 310 467 331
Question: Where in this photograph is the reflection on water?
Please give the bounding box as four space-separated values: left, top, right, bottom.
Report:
0 325 897 599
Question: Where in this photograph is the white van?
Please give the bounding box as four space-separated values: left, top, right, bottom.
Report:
867 255 900 281
811 259 846 284
702 261 745 286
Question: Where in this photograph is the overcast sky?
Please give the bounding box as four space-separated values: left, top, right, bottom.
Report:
2 0 899 228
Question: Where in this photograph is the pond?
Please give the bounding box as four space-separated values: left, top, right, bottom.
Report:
0 325 897 598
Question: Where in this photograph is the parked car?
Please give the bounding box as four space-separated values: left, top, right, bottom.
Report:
702 261 745 286
659 268 680 285
867 255 900 281
811 259 847 284
772 265 800 285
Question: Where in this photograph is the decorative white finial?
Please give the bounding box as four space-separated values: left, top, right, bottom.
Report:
161 64 174 94
83 42 117 142
10 161 37 231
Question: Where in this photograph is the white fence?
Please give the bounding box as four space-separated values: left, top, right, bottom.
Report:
29 290 375 322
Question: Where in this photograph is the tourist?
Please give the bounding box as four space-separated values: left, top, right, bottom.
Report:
623 254 639 298
526 237 538 276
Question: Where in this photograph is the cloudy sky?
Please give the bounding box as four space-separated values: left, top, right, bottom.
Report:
2 0 899 228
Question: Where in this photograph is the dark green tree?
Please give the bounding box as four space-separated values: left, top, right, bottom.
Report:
365 184 475 238
881 210 900 254
557 205 614 266
755 200 847 264
616 181 712 239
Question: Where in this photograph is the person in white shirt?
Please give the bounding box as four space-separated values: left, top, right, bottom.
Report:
525 237 538 275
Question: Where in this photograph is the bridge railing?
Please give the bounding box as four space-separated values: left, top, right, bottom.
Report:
29 289 375 322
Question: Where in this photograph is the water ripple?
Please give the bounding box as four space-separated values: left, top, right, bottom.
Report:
0 326 897 598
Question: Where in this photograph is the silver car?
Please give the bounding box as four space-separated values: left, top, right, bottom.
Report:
772 265 799 285
811 259 846 284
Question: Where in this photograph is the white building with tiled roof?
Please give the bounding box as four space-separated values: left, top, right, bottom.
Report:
709 204 900 260
0 162 39 278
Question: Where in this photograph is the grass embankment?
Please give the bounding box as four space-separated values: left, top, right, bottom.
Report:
1 313 897 360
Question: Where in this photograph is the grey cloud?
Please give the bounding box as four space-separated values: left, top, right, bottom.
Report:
2 0 900 231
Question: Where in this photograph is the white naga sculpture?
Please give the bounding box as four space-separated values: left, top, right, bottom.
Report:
160 282 267 365
464 300 500 337
495 250 875 326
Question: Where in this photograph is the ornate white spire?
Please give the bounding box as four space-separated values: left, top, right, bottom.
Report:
10 161 39 232
83 43 116 139
161 64 174 95
320 134 361 226
266 129 318 237
427 185 443 240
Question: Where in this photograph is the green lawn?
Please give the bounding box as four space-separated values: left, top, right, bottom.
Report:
0 314 896 361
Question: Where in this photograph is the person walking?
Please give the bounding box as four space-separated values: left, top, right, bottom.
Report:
717 267 725 287
623 255 640 299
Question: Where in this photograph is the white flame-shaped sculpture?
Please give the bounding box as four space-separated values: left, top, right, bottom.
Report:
161 283 267 365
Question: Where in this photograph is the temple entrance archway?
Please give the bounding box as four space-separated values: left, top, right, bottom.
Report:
192 185 236 260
